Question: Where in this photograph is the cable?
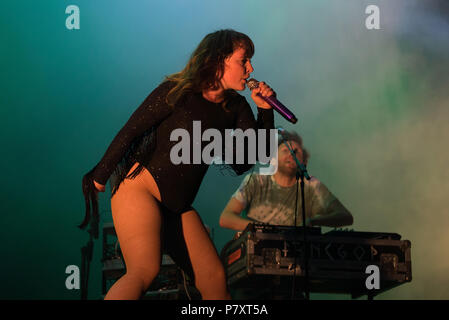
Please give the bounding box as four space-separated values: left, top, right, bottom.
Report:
181 269 192 300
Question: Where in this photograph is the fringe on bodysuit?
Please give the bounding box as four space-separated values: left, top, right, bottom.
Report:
78 127 157 233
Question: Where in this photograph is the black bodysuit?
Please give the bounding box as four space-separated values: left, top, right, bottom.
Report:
92 80 274 215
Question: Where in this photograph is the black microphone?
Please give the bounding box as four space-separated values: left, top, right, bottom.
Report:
276 126 287 138
246 78 298 124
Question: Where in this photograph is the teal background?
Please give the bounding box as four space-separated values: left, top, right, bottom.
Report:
1 0 448 299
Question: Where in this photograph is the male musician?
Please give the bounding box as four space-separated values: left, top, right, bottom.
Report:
219 130 353 231
219 130 353 299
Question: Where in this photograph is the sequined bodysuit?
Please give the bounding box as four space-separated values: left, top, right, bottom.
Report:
92 81 274 214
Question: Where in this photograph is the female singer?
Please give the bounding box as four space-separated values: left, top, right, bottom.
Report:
80 29 275 299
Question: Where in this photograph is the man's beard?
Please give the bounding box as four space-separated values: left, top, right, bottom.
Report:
277 163 297 177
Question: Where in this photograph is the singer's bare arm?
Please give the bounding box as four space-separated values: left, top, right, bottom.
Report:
219 197 253 232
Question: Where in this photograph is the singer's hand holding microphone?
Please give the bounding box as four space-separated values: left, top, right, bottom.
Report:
248 80 275 110
247 78 298 124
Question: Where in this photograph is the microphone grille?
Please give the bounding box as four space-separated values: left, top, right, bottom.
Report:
246 78 259 90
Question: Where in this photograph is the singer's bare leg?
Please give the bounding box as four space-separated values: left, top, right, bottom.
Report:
104 166 162 300
181 209 231 300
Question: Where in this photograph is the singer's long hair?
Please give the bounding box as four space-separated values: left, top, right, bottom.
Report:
164 29 255 108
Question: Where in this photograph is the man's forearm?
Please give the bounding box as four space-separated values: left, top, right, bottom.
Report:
219 210 253 231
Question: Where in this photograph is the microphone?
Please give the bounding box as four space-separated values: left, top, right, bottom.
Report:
277 126 287 136
246 78 298 124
